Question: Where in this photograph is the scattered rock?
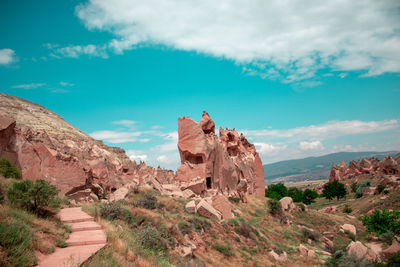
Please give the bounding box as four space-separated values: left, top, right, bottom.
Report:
211 195 233 219
382 238 400 258
324 206 337 213
347 241 377 261
340 224 356 237
196 199 222 220
280 197 295 212
269 250 287 262
109 187 129 202
185 200 196 214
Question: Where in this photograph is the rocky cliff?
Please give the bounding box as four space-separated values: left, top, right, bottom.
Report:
0 93 173 198
176 111 265 197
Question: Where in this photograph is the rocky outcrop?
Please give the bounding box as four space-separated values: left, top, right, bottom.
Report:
340 224 356 237
382 238 400 258
176 111 265 198
347 241 377 261
0 94 165 197
280 197 296 212
329 156 400 182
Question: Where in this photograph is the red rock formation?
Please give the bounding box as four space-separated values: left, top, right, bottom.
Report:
0 94 159 197
176 111 265 197
329 156 400 182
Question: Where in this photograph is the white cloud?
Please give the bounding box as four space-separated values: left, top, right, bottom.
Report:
49 44 108 59
244 119 399 141
299 140 324 151
126 150 148 162
89 130 141 143
60 81 75 87
332 144 354 152
151 125 163 130
0 49 16 65
12 83 46 89
50 88 69 93
75 0 400 82
254 142 286 155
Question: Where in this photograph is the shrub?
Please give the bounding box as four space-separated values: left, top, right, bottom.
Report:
188 216 211 232
378 231 394 245
100 203 121 220
288 187 303 203
387 252 400 266
228 197 240 203
268 199 282 216
362 209 400 235
0 158 21 179
212 244 235 257
350 182 358 193
137 226 168 252
355 180 371 198
0 221 37 267
178 221 193 236
301 227 319 241
323 180 347 200
235 222 252 238
377 185 386 194
343 205 352 214
228 218 239 226
265 183 287 200
7 179 59 212
137 193 158 209
302 189 318 204
325 250 375 267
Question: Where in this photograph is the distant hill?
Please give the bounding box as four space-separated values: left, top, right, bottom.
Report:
264 151 398 184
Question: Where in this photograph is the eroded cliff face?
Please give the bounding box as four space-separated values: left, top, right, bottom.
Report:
0 93 167 197
176 111 265 197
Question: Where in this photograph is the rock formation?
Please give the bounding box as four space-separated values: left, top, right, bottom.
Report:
0 93 168 198
329 156 400 182
176 111 265 198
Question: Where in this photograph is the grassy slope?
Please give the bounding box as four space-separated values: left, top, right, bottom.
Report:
80 187 381 267
0 175 70 267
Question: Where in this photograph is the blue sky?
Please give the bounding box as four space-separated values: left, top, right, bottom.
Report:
1 0 399 169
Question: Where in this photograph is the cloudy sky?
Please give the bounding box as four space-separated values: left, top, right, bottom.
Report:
1 0 399 169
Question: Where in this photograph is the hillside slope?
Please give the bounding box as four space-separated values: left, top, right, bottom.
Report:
264 151 398 184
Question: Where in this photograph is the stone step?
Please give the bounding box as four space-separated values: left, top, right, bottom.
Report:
67 221 102 232
58 207 94 223
38 244 106 267
66 229 107 246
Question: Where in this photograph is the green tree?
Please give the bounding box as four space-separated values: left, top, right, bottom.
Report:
0 158 21 179
302 189 318 204
322 180 347 200
288 187 303 202
265 183 288 200
362 209 400 235
7 179 59 212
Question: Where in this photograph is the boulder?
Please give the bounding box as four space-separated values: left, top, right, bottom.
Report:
382 238 400 258
185 200 196 214
109 187 129 202
340 224 356 237
196 199 222 220
182 189 196 199
324 206 337 213
280 197 295 212
346 241 378 260
298 244 314 258
212 195 233 219
269 250 287 262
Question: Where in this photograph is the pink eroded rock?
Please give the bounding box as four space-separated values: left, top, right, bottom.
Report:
175 111 265 197
212 194 233 219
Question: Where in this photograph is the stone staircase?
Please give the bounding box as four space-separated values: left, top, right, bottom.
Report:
38 207 106 267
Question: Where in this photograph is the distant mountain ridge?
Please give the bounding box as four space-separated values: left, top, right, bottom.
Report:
264 151 399 184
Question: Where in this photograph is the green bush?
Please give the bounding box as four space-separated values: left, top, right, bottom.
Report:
268 199 282 216
386 252 400 266
7 179 59 212
0 158 21 179
301 227 319 241
100 203 121 220
377 185 386 194
137 192 158 209
355 180 371 198
188 216 211 232
323 180 347 200
227 218 239 226
325 250 375 267
288 187 303 203
137 226 168 252
362 209 400 235
265 183 287 200
212 244 235 257
228 197 240 203
235 222 253 238
378 231 394 245
0 221 37 267
343 205 352 214
302 189 318 204
178 221 193 236
350 182 358 193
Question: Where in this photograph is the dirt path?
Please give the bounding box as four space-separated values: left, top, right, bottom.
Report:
38 207 106 267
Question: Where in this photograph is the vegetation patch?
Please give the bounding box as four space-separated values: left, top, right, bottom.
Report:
212 244 235 257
